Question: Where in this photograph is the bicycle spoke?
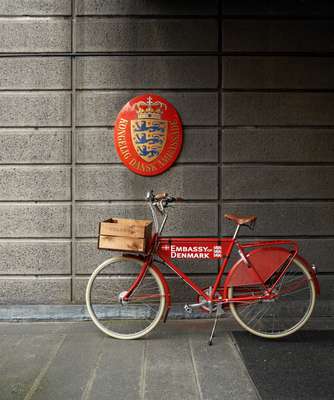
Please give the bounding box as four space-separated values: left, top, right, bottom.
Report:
279 286 310 298
248 302 274 328
229 259 316 338
87 257 165 338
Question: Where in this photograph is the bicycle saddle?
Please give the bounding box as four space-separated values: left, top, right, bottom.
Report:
224 213 257 226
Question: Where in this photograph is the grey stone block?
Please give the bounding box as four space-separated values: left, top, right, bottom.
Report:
77 91 218 126
144 339 201 400
76 202 218 237
28 333 104 400
294 239 334 274
0 240 71 274
76 0 218 15
77 128 218 164
76 56 217 89
0 18 71 52
222 166 334 200
222 20 334 52
75 239 218 274
75 240 114 273
0 129 71 164
221 1 334 16
313 275 334 316
190 334 259 400
0 92 71 126
222 93 334 126
0 166 71 201
73 275 213 303
76 91 128 127
0 334 65 400
317 275 334 301
180 129 218 163
0 57 71 89
76 18 217 52
0 305 90 321
222 56 334 89
0 0 71 15
0 204 71 238
222 128 334 163
76 128 116 162
0 277 71 304
76 165 218 200
86 339 144 400
221 202 334 236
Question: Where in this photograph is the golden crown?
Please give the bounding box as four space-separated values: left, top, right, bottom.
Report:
134 96 167 119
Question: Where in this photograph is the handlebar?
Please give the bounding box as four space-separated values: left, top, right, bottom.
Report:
154 192 168 201
146 190 184 206
146 190 183 235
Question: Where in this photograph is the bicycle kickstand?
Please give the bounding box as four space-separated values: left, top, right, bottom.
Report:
208 303 223 346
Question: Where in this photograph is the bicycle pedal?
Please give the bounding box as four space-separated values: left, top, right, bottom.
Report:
184 304 193 314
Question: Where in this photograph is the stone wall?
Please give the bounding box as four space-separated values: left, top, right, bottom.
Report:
0 0 333 316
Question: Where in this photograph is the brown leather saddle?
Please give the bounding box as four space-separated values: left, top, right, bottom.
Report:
224 213 257 226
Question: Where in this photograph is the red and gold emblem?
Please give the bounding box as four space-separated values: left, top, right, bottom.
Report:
114 94 183 176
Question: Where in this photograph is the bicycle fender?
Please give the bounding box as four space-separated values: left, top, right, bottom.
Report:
224 247 320 296
294 254 320 296
122 254 172 312
150 264 172 321
224 247 292 296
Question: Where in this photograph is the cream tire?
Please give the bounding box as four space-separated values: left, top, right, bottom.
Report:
86 256 166 340
228 258 316 339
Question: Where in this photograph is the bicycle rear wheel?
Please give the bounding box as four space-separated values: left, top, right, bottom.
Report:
228 257 316 339
86 256 166 339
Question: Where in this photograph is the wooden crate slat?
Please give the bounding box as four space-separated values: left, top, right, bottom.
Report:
99 235 146 252
98 217 153 253
100 218 152 238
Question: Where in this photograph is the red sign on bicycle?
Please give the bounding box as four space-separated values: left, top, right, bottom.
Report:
114 94 183 176
161 243 224 259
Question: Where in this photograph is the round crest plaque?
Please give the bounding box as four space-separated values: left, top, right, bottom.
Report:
114 94 183 176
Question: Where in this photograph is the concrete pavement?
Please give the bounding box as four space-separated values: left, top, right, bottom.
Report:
0 318 333 400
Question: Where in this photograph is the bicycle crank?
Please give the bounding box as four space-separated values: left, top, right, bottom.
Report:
197 287 224 314
184 300 208 314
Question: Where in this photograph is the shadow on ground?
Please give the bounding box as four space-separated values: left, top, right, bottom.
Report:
232 330 334 400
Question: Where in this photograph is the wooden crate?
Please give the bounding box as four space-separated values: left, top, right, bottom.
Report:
98 218 153 253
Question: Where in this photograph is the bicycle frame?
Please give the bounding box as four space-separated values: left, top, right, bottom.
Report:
124 196 319 312
159 236 300 302
125 233 303 305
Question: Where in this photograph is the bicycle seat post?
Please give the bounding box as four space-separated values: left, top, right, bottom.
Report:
233 224 241 240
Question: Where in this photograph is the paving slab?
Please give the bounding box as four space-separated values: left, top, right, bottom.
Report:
0 320 253 400
26 333 104 400
144 337 201 400
0 334 64 400
190 335 260 400
0 334 26 370
85 339 145 400
0 320 333 400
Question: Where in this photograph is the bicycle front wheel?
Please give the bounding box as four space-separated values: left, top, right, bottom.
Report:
86 256 166 339
228 257 316 339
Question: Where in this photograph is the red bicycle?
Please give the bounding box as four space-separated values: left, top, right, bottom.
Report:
86 191 320 343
